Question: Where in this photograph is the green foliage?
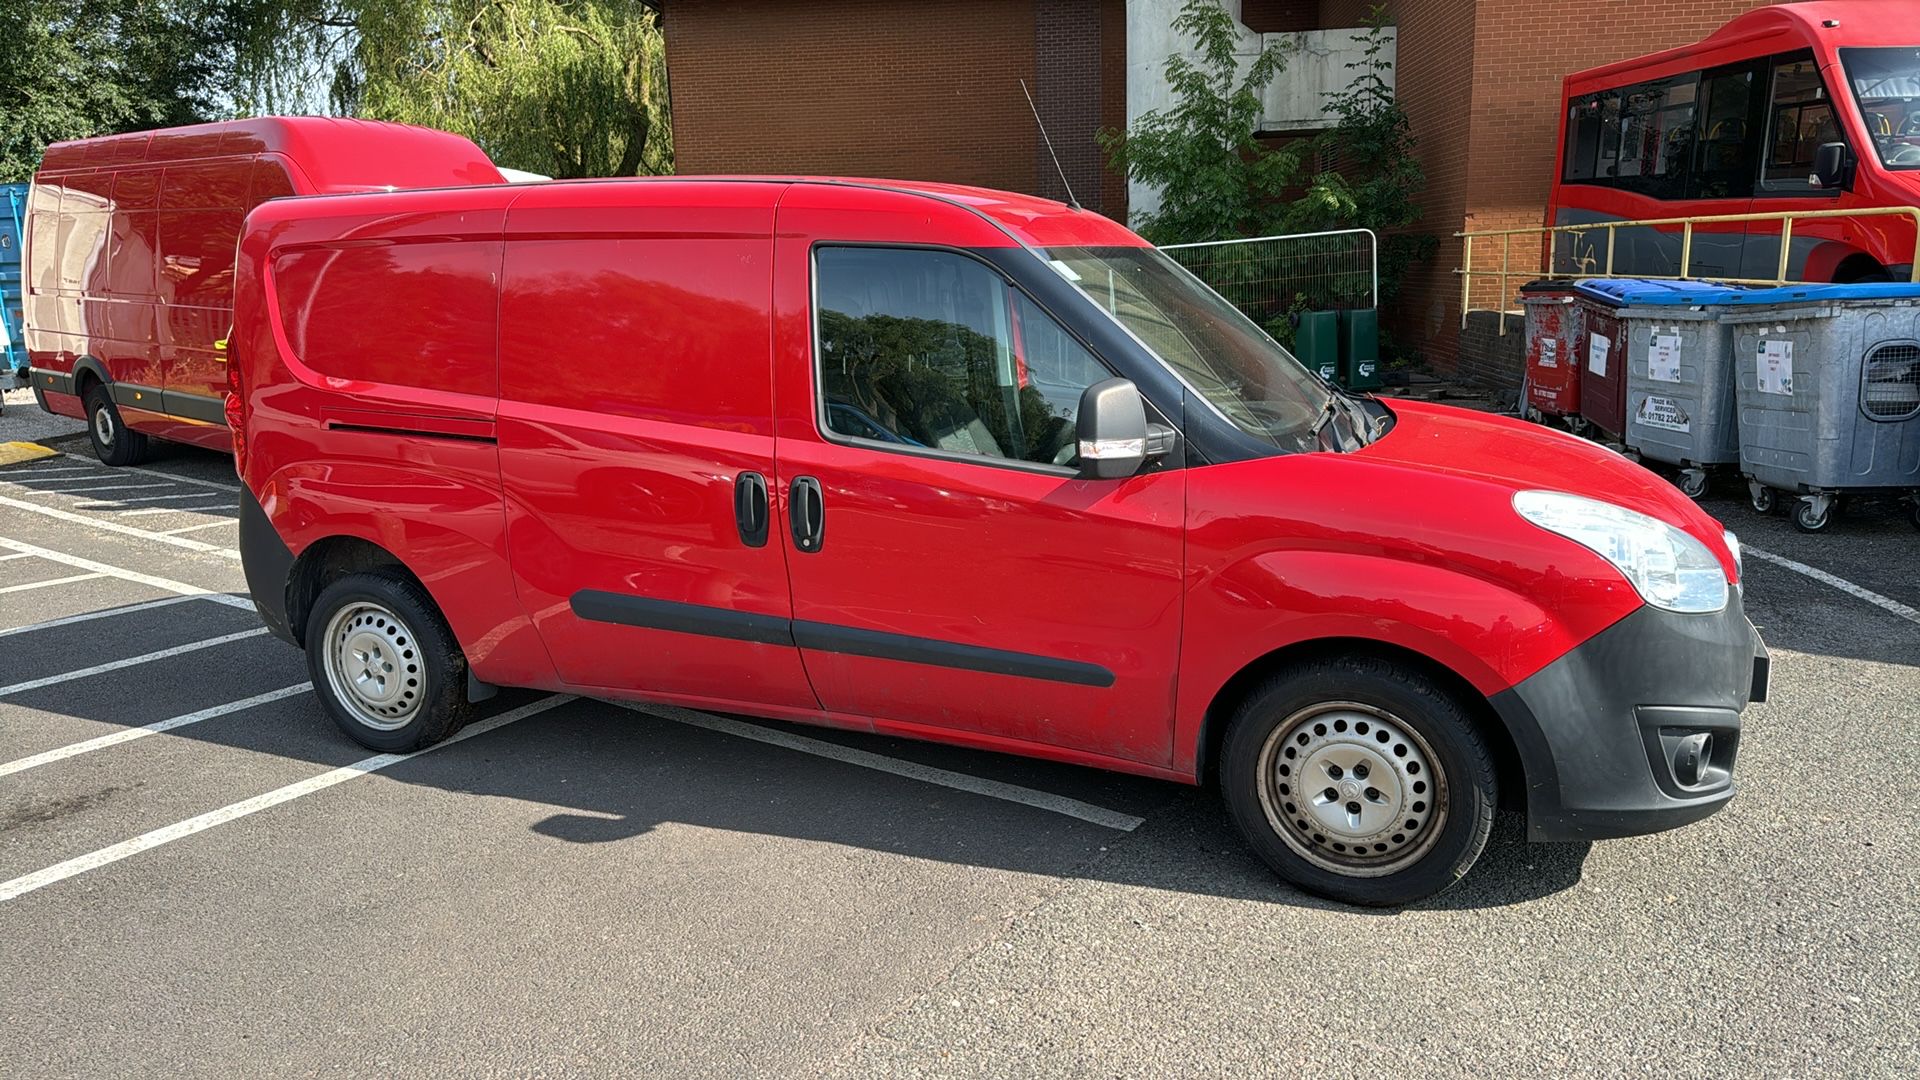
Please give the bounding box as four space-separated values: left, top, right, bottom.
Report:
1104 2 1436 352
223 0 671 178
1098 0 1301 245
0 0 223 182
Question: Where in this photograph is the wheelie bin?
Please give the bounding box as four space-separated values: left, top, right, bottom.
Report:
1718 282 1920 533
1338 308 1383 391
1295 310 1340 383
1519 280 1583 427
1572 280 1632 440
1573 279 1750 499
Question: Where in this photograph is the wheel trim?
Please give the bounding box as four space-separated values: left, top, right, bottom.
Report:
93 404 114 448
1254 701 1449 878
321 601 425 731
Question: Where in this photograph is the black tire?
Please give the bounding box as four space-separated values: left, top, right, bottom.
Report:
304 569 474 752
1749 486 1776 514
1677 470 1709 500
83 382 151 466
1221 656 1498 907
1909 501 1920 533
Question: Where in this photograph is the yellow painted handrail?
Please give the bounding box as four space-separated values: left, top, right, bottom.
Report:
1453 205 1920 330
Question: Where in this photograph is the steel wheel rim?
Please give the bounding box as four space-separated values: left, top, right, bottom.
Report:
93 405 114 448
321 601 424 731
1255 701 1448 878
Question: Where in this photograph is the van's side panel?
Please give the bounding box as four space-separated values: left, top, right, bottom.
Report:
495 181 821 712
240 188 557 688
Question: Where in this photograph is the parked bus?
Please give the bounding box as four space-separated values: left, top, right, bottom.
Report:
1550 2 1920 284
21 117 503 464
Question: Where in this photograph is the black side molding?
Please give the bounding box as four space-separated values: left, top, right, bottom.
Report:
792 620 1115 688
29 367 76 396
569 590 1115 688
164 390 228 426
239 485 298 645
571 590 795 647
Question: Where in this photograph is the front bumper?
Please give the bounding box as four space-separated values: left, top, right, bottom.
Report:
1491 592 1768 842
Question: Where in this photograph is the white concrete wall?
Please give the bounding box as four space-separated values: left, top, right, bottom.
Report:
1124 0 1396 221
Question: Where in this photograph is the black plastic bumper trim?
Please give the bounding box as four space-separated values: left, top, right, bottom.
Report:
164 389 228 425
570 590 1115 688
238 485 297 645
110 382 165 411
29 367 75 396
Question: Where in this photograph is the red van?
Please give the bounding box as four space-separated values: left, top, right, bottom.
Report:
22 117 503 463
231 178 1769 905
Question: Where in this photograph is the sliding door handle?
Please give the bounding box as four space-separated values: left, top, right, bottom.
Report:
790 475 825 553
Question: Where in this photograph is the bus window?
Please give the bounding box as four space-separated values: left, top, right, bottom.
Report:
1690 62 1762 199
1761 56 1843 194
1614 76 1697 198
1564 94 1606 181
1840 47 1920 170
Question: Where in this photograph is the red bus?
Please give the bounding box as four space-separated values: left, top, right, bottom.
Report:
1549 1 1920 284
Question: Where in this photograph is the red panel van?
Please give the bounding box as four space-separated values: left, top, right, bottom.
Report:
232 178 1769 905
22 116 503 463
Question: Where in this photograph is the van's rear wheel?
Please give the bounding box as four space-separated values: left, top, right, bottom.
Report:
84 383 151 466
1221 656 1498 906
305 570 473 752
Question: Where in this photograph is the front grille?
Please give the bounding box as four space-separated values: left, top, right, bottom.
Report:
1862 342 1920 421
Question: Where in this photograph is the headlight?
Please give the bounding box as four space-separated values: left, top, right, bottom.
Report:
1513 490 1729 613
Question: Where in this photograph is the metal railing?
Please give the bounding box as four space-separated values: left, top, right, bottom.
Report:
1163 228 1378 327
1455 205 1920 331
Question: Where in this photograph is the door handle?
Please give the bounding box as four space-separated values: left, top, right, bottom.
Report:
734 471 769 547
789 475 824 553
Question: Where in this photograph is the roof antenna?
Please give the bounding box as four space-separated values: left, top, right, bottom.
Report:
1020 78 1081 210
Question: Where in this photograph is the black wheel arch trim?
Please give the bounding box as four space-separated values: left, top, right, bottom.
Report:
571 589 1115 688
239 484 298 645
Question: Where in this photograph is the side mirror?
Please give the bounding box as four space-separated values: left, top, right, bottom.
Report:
1811 142 1852 189
1077 378 1172 479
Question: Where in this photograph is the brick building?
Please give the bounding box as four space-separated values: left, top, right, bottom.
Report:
661 0 1783 380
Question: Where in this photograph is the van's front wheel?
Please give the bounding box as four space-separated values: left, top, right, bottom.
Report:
1222 657 1498 906
305 571 473 752
84 383 151 466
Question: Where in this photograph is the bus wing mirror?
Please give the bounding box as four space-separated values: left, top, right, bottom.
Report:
1811 142 1852 190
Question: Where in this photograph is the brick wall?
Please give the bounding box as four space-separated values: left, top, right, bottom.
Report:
663 0 1128 219
663 1 1040 195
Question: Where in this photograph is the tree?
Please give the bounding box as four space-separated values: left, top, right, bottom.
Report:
222 0 671 178
0 0 224 182
1097 0 1300 245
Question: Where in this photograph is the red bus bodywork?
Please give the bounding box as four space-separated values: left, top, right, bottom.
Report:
23 117 503 454
1549 2 1920 285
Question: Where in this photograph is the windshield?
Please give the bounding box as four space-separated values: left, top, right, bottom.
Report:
1040 245 1334 452
1841 47 1920 170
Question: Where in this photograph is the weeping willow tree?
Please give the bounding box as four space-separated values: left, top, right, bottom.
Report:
223 0 670 178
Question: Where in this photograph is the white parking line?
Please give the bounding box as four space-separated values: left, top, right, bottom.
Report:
0 494 239 558
0 685 311 778
5 476 134 487
0 628 269 697
121 503 235 518
1748 546 1920 628
0 694 575 904
157 519 238 536
74 492 222 508
127 465 240 492
0 538 251 609
617 702 1147 832
0 552 35 562
0 572 104 595
1 466 96 474
0 595 208 639
17 483 158 495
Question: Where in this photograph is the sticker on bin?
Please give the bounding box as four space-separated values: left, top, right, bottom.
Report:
1636 394 1691 432
1539 338 1558 367
1588 334 1610 376
1758 339 1793 396
1649 334 1681 382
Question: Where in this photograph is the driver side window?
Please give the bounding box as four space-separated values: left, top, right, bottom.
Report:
813 246 1111 468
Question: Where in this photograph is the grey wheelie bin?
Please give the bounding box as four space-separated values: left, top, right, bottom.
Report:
1574 279 1749 499
1718 282 1920 533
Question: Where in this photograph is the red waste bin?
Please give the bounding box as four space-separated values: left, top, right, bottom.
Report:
1520 280 1583 423
1572 281 1630 440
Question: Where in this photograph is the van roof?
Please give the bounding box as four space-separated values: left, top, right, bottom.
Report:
1564 1 1899 91
36 116 504 191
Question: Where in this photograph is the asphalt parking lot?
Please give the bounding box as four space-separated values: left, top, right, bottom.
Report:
1 407 1916 1077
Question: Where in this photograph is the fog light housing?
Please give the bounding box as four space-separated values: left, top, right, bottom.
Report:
1673 731 1714 787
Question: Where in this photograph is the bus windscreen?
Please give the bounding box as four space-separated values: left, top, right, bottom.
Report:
1841 47 1920 170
